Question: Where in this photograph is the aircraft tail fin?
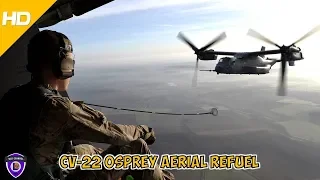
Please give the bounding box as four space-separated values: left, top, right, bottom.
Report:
260 46 265 58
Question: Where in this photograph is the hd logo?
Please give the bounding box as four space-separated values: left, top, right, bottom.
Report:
2 11 31 26
0 0 56 57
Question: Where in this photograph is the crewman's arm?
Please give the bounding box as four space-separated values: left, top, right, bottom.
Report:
43 97 148 146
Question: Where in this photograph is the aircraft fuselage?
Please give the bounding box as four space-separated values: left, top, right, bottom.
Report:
214 56 271 74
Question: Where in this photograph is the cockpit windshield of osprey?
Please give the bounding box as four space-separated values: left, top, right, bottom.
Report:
1 1 320 180
218 57 233 63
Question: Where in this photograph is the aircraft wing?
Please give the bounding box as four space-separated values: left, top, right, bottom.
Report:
240 49 281 56
205 51 238 56
266 57 281 61
266 58 281 67
206 49 281 57
36 0 115 28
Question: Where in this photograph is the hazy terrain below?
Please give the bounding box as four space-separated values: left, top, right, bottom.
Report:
68 61 320 180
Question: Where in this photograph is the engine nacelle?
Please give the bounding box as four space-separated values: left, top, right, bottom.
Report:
288 46 303 61
288 61 295 66
201 54 218 60
290 51 303 61
201 49 218 60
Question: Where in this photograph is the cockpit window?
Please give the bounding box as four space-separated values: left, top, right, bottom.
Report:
219 58 231 63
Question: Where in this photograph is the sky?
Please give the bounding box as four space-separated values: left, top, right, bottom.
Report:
44 0 320 77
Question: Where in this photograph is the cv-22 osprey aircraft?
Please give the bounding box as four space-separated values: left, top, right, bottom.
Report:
177 25 320 96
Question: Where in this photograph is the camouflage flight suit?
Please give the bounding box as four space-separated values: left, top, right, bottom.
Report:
1 82 174 180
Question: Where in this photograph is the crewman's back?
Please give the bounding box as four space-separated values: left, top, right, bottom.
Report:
1 82 66 179
0 82 60 156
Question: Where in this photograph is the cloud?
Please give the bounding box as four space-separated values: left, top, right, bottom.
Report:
73 0 212 20
72 0 260 20
175 0 320 52
156 24 175 27
177 0 251 14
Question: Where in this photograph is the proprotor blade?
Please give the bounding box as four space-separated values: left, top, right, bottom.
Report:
278 55 287 96
199 32 227 51
247 29 281 48
192 58 199 87
290 24 320 46
177 32 199 52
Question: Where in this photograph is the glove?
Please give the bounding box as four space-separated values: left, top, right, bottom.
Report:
144 130 156 145
139 125 156 145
